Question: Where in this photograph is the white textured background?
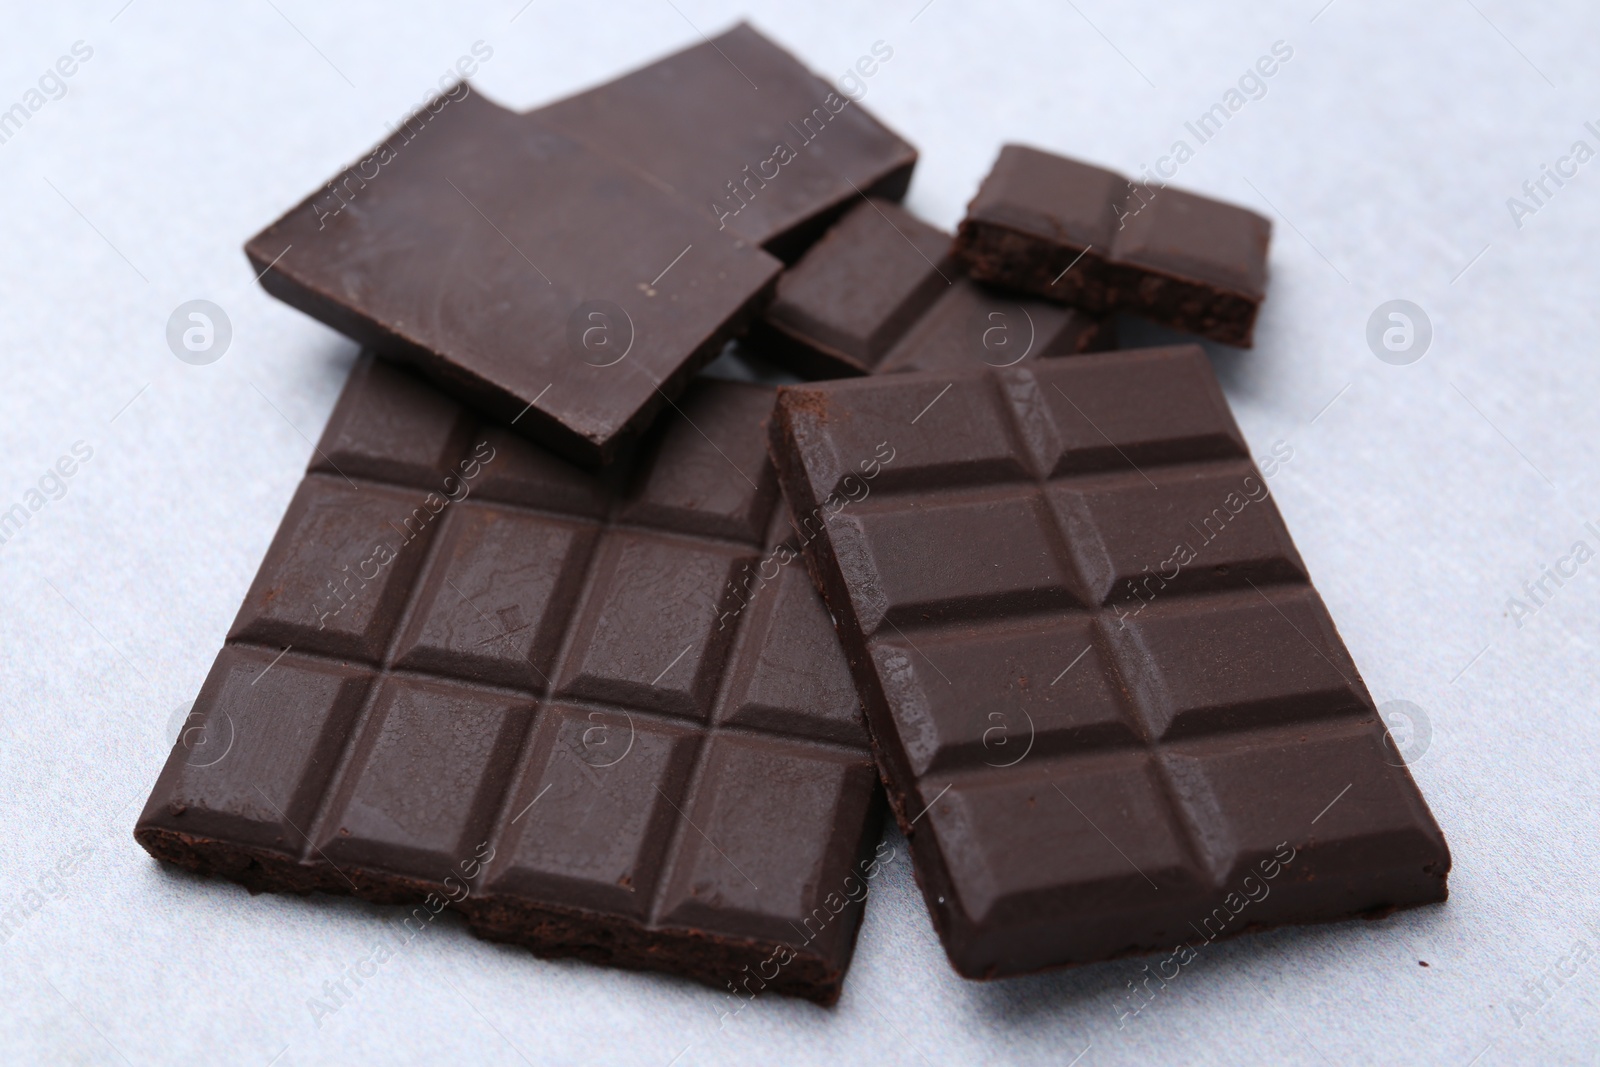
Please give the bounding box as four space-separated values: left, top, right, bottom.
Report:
2 2 1597 1064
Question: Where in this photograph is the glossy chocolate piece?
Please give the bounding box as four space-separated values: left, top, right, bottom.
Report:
136 355 883 1004
767 346 1449 980
754 199 1111 378
954 145 1271 347
536 23 917 261
245 91 780 469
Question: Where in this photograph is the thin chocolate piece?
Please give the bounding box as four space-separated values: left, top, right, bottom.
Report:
768 347 1449 980
536 23 917 261
954 145 1271 347
754 198 1111 379
245 90 780 468
136 355 884 1004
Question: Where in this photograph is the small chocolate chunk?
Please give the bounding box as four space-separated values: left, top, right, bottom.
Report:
756 198 1111 377
955 145 1271 347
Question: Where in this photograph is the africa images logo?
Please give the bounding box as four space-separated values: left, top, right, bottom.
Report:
166 300 232 365
1366 300 1432 366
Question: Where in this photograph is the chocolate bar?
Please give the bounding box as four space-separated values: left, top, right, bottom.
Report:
245 91 780 468
136 355 884 1004
954 145 1271 347
536 23 917 260
755 198 1111 378
767 346 1449 979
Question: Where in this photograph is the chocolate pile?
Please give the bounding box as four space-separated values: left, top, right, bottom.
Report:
137 23 1448 1004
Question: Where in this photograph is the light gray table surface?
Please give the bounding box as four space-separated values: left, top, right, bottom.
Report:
2 2 1596 1064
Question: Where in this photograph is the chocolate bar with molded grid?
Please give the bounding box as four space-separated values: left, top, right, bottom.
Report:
767 345 1449 979
135 354 883 1004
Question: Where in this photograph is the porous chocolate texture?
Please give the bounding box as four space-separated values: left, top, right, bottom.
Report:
136 355 883 1004
535 22 918 261
245 90 780 469
767 346 1449 980
754 198 1112 378
954 145 1271 347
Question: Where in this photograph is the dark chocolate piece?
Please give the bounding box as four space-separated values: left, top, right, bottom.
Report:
136 355 883 1004
245 91 780 468
536 23 917 261
954 145 1271 347
755 198 1111 378
768 347 1449 980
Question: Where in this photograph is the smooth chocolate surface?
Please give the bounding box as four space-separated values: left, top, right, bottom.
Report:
536 23 917 261
954 145 1271 347
768 347 1449 980
245 90 780 468
136 355 883 1004
756 198 1112 378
